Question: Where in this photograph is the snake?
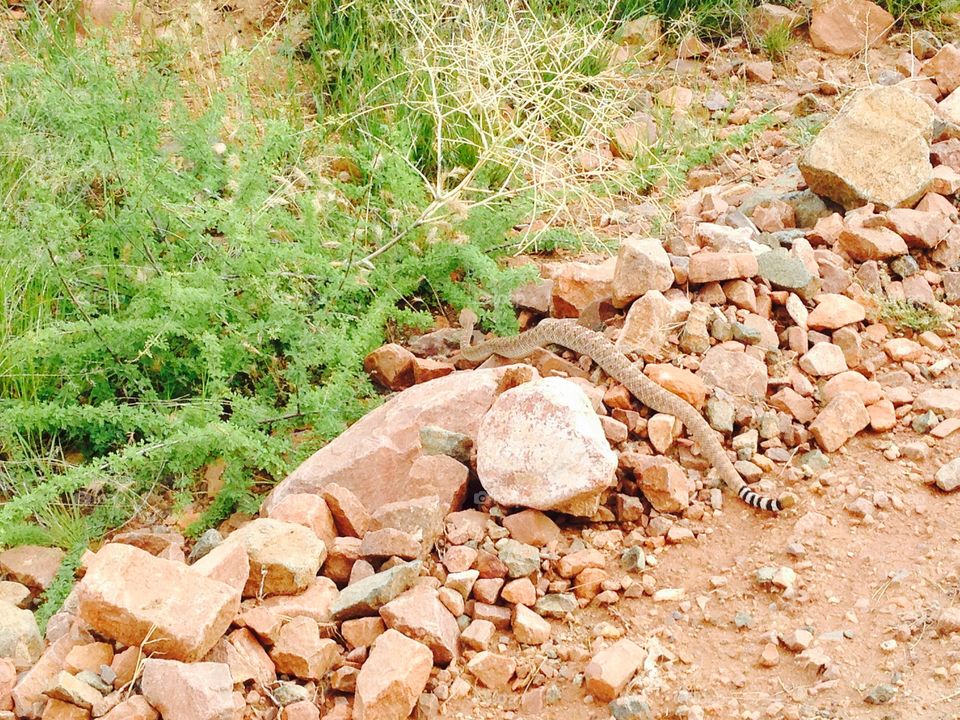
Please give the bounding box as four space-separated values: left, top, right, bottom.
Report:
458 309 798 513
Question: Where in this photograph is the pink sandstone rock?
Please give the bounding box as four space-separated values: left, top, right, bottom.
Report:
140 659 238 720
354 630 433 720
263 366 537 515
76 544 239 662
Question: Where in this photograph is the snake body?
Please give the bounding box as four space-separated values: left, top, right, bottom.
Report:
460 311 797 513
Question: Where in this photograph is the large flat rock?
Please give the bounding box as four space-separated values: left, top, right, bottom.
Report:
799 86 934 210
263 366 537 515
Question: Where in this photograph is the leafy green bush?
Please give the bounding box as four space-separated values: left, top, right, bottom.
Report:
0 21 534 547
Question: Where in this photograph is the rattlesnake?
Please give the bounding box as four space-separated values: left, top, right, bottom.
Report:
459 310 798 513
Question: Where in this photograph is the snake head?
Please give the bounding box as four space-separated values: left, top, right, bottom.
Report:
458 308 479 329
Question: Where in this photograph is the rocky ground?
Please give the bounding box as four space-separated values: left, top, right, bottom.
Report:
8 1 960 719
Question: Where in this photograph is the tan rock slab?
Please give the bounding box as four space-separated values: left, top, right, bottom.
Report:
77 544 239 662
225 518 325 598
63 643 114 675
41 699 90 720
800 86 933 210
189 542 249 595
584 638 646 702
0 600 42 670
140 660 238 720
258 576 339 624
466 651 517 689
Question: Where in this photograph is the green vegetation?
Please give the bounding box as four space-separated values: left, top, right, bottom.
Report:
761 23 794 61
880 299 946 334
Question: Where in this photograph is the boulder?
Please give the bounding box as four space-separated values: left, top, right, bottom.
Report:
799 86 934 210
379 588 460 664
0 546 64 590
264 366 537 514
476 377 617 516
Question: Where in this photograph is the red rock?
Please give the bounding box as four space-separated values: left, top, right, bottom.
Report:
0 658 14 711
915 388 960 417
379 588 460 664
359 529 421 560
471 578 503 604
511 605 550 645
809 391 870 452
412 357 455 384
799 342 848 376
466 651 516 689
584 639 646 701
501 510 560 547
574 567 608 601
839 226 908 260
745 61 775 85
806 294 865 329
883 338 924 362
77 544 239 662
884 208 951 248
441 545 477 573
697 346 768 400
867 399 897 431
354 629 433 720
363 344 415 391
259 576 339 624
770 388 816 424
269 617 339 681
500 578 536 606
0 601 42 670
235 607 282 646
810 213 844 245
822 371 882 405
265 367 534 515
109 647 140 690
687 252 758 283
810 0 894 56
643 364 707 410
41 699 90 720
405 456 469 514
319 483 371 538
611 237 674 308
340 617 385 650
639 457 694 514
99 696 157 720
323 537 361 585
460 619 495 651
221 628 275 685
925 43 960 94
556 549 605 579
471 602 512 630
190 542 249 595
225 518 326 598
140 659 238 720
617 290 686 357
266 493 337 548
0 546 64 590
549 259 616 318
63 643 113 675
280 702 318 720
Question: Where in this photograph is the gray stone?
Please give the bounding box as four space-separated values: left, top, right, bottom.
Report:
780 189 832 228
534 593 578 618
274 681 310 706
864 684 897 704
188 529 223 563
731 323 762 345
609 695 653 720
620 547 646 573
706 397 735 434
331 561 421 620
734 611 753 629
495 539 540 578
757 247 813 290
419 426 473 464
890 254 920 279
912 410 940 434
